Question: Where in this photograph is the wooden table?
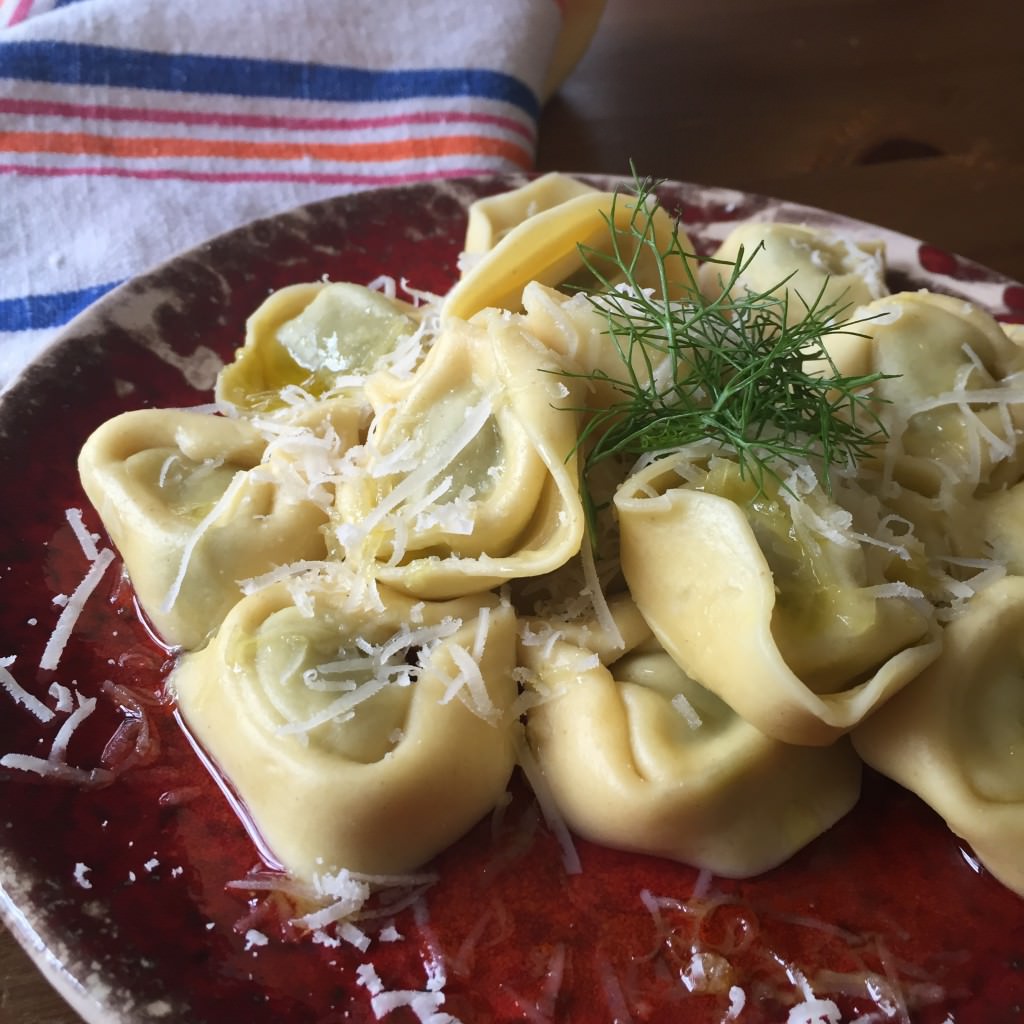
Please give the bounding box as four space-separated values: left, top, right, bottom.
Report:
539 0 1024 283
3 0 1022 1020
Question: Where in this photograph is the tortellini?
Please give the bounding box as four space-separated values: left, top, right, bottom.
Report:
853 577 1024 897
217 281 423 413
462 172 599 255
838 292 1024 594
173 579 518 881
444 184 696 321
330 310 585 600
520 602 862 876
78 407 356 649
615 452 941 745
860 291 1024 501
699 222 887 332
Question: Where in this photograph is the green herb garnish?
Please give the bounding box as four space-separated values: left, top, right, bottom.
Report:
561 175 892 536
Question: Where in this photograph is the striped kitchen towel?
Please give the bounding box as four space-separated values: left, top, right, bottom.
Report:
0 0 601 387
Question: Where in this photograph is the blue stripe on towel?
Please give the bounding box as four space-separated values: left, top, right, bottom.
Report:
0 280 119 331
0 41 540 117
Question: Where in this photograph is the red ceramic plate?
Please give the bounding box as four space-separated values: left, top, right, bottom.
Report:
1 175 1023 1024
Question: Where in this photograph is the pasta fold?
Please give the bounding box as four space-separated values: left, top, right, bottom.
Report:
445 181 696 321
853 578 1024 897
517 281 674 413
615 453 941 745
848 292 1024 593
330 312 585 600
217 281 423 413
462 172 599 255
520 601 861 876
862 291 1024 501
698 222 887 334
172 579 518 880
78 407 355 649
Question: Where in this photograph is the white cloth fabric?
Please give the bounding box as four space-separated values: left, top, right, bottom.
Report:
0 0 566 386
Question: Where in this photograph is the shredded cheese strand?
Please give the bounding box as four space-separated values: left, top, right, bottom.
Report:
65 507 100 562
0 752 113 786
579 540 624 652
344 398 493 544
516 734 582 875
39 548 115 671
49 692 98 762
161 471 248 613
0 656 54 722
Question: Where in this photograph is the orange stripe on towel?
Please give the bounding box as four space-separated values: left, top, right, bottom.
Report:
0 129 533 167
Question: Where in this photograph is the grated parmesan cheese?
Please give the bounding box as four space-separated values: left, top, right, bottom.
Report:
275 674 392 738
65 507 100 562
39 548 115 671
725 986 747 1020
579 540 624 653
671 692 704 730
48 692 98 762
439 643 500 725
364 977 460 1023
239 559 343 595
1 656 54 722
227 865 437 958
515 734 582 875
311 929 342 950
0 752 113 786
357 962 384 995
47 681 73 714
785 997 843 1024
0 675 116 786
275 617 463 738
293 873 372 931
333 397 493 567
